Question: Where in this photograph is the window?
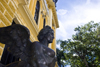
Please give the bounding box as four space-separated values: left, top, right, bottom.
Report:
43 19 46 28
34 1 40 24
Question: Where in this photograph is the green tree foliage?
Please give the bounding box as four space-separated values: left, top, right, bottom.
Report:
56 48 65 67
57 21 100 67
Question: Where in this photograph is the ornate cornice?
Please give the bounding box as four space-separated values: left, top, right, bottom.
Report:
46 0 59 28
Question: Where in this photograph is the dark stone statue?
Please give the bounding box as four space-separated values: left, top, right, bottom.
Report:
0 24 56 67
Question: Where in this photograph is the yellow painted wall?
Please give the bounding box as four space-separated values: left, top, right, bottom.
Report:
0 0 59 66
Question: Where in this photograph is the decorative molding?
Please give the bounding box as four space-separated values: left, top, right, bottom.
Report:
23 5 39 33
41 10 46 18
46 0 59 28
18 0 29 5
17 4 39 41
43 0 49 15
0 46 3 50
37 0 41 1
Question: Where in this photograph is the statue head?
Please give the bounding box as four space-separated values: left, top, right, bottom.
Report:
37 26 54 43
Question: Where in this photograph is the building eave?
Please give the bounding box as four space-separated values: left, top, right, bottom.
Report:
46 0 59 28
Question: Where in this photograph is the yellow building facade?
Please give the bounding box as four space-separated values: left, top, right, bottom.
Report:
0 0 59 66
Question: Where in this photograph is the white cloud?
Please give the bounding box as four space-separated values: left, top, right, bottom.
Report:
56 0 100 40
73 1 100 23
84 9 100 22
57 9 68 15
56 20 68 40
86 0 91 4
66 65 71 67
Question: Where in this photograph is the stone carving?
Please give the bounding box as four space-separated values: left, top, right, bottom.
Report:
0 24 56 67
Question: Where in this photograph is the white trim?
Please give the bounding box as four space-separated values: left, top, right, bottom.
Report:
43 0 49 15
0 20 6 26
0 46 3 50
23 5 39 34
0 11 11 25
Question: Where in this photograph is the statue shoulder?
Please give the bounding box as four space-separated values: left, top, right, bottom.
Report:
32 41 42 48
33 41 40 45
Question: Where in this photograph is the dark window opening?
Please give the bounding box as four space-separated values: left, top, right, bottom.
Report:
34 1 40 24
43 19 46 28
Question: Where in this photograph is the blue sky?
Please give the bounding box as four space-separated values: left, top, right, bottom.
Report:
56 0 100 40
56 0 100 67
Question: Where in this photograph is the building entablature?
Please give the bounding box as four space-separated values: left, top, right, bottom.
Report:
46 0 59 28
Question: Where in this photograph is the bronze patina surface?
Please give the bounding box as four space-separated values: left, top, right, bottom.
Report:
0 24 56 67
